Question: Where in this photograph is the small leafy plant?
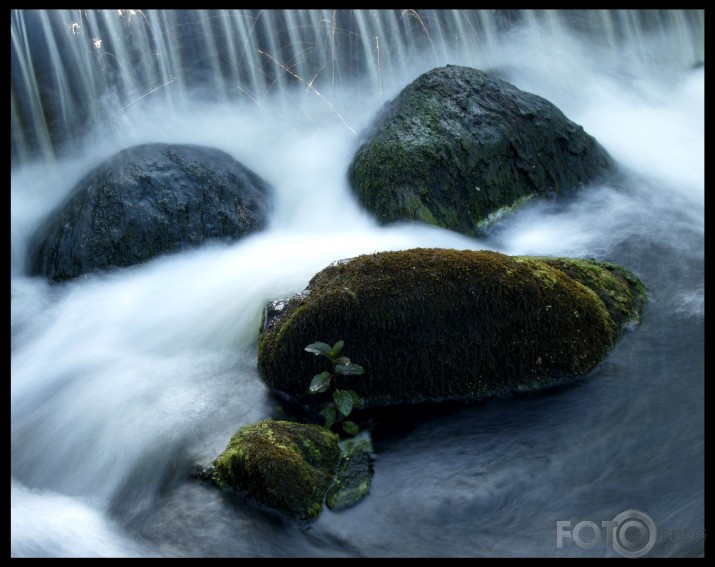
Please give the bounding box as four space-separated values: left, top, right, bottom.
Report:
305 340 365 435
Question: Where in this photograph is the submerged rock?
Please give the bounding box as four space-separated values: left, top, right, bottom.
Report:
257 248 646 408
27 143 272 281
326 433 375 512
212 420 340 521
347 65 616 237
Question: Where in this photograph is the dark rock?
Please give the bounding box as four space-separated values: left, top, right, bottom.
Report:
27 143 272 281
326 433 374 512
257 248 646 408
347 65 616 237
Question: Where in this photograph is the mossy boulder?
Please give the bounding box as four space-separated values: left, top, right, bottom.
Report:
347 65 616 237
212 420 340 521
27 143 272 281
257 248 646 408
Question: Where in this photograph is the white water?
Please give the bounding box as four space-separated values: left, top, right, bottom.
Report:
11 10 703 557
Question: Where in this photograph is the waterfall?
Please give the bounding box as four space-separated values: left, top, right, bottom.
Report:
11 9 704 166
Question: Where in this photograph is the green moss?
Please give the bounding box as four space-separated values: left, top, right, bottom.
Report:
257 248 646 408
326 433 374 512
475 194 535 233
212 420 340 521
346 66 614 239
403 192 439 225
535 257 648 335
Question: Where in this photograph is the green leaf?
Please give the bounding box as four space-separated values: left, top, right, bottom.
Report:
333 389 354 417
309 371 332 394
329 340 345 358
342 420 360 435
334 356 351 365
335 362 365 376
346 389 362 409
320 406 336 430
305 342 332 357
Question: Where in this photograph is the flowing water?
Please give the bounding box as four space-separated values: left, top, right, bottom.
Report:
10 10 704 557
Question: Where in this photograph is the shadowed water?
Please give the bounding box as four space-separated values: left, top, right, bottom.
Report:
10 10 703 558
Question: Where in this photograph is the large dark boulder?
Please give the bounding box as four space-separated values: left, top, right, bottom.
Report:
257 248 646 408
27 143 272 281
347 65 616 237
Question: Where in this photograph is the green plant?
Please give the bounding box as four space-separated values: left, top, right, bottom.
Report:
305 340 365 435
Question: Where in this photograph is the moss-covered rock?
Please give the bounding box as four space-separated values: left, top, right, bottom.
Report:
326 433 374 512
212 420 340 521
347 65 616 237
257 248 646 408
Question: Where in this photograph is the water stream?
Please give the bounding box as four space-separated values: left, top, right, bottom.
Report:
10 10 704 557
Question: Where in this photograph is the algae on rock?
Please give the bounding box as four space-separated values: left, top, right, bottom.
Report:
326 432 375 512
212 420 340 521
257 248 646 408
347 65 616 237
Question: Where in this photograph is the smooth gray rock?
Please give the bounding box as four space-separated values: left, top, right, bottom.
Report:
28 143 272 281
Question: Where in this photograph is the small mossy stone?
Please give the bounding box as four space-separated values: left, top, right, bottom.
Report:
326 433 374 512
212 420 340 521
